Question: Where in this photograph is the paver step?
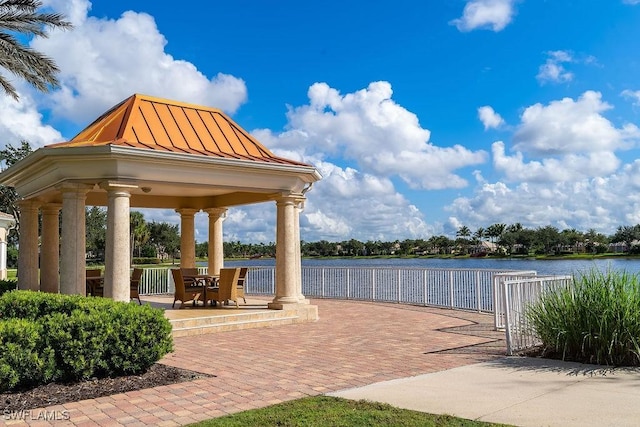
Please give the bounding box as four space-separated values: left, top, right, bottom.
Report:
170 310 299 337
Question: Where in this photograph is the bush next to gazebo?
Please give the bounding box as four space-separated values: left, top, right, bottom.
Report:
0 291 173 392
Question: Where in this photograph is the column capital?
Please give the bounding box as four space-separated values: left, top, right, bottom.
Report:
41 203 62 213
56 182 94 194
16 199 41 210
203 207 228 218
99 181 137 193
176 208 199 216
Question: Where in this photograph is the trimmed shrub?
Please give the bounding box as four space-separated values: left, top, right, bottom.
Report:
0 318 56 391
527 268 640 366
0 279 17 296
0 291 173 390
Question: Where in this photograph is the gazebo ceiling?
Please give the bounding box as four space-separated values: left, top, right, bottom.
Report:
0 94 321 209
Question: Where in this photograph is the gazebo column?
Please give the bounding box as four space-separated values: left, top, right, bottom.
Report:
40 204 62 293
102 183 133 302
0 215 15 280
294 198 308 304
59 184 92 295
205 208 227 276
269 195 302 309
177 208 198 268
16 200 40 290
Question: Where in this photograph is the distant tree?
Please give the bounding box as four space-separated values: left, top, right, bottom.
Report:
85 206 106 261
611 225 640 253
0 0 72 100
195 241 208 258
148 222 180 262
130 211 149 258
0 141 33 244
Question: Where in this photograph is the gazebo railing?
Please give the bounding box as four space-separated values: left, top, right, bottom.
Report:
139 266 528 313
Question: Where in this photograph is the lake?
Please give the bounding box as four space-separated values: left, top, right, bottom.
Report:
223 257 640 276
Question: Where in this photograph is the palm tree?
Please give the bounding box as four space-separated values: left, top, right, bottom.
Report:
0 0 72 100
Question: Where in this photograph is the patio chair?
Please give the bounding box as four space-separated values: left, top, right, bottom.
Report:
180 267 199 286
236 267 248 303
171 268 203 308
206 267 241 308
130 267 143 304
86 268 103 296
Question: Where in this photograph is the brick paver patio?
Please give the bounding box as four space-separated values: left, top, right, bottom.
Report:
3 299 506 426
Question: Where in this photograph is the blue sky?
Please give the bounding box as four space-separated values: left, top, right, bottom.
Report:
3 0 640 243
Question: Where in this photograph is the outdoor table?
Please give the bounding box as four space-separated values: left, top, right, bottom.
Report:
86 275 104 296
182 274 219 306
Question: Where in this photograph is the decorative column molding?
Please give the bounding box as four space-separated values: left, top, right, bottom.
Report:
176 208 198 268
269 194 301 308
59 183 92 295
16 200 40 290
40 204 62 293
0 214 14 281
101 182 134 302
204 208 227 276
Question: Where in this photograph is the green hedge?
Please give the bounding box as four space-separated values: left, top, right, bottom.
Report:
0 291 173 391
133 257 161 265
0 279 17 296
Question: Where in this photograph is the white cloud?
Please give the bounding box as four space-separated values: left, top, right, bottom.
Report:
450 0 516 32
33 0 247 127
621 89 640 106
447 164 640 235
492 141 620 182
623 0 640 5
265 81 487 190
0 95 64 149
513 91 639 155
478 106 505 130
536 50 574 84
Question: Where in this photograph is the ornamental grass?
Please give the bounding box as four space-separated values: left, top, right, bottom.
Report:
527 268 640 366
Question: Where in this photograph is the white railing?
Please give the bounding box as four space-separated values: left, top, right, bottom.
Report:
143 266 520 313
493 271 538 330
502 275 573 355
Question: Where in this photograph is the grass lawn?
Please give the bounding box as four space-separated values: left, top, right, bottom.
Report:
187 396 511 427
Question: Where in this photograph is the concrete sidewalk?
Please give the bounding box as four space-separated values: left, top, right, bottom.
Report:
330 356 640 427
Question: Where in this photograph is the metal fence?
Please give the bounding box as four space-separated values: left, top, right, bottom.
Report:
493 271 538 330
141 266 521 313
501 275 573 355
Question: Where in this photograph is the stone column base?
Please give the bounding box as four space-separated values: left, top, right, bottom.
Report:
267 302 318 321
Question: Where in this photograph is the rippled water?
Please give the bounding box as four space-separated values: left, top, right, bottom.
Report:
224 257 640 276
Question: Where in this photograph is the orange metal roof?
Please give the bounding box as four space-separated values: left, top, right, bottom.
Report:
49 94 307 166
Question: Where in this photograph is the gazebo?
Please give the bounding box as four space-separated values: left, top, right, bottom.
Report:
0 94 321 316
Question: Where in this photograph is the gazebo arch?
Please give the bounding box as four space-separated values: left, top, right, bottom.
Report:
0 94 321 316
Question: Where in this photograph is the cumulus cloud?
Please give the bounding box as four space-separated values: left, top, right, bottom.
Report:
492 141 620 182
263 81 487 190
478 106 505 130
513 91 639 155
536 50 574 84
446 91 640 234
0 96 64 149
447 165 640 235
33 0 247 127
450 0 516 32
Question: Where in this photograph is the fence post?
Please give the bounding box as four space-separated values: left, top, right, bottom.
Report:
398 269 402 303
423 269 428 306
476 270 482 312
449 270 455 309
372 269 376 301
503 280 514 355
